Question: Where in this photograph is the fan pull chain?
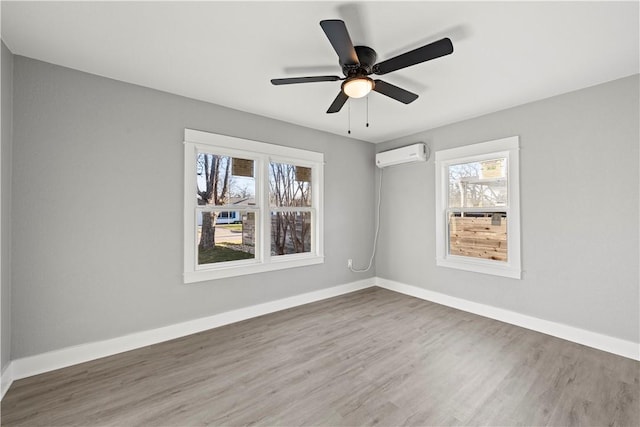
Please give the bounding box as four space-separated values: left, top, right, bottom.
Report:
366 96 370 128
347 99 351 134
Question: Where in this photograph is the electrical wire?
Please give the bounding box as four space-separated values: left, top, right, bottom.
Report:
349 167 383 272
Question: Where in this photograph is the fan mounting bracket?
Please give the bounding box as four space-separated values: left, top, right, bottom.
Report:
340 45 377 76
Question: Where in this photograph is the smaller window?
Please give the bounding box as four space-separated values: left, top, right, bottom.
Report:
435 136 521 278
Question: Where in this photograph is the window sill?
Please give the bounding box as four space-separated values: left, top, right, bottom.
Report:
184 255 324 283
436 256 521 279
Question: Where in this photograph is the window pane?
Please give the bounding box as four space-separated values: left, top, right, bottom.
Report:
197 211 256 264
448 212 507 262
269 162 312 207
197 154 255 206
448 158 507 208
271 211 311 255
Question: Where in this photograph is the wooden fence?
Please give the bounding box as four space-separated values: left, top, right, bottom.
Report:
449 216 507 261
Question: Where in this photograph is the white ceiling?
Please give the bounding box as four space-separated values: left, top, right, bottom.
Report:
2 1 638 143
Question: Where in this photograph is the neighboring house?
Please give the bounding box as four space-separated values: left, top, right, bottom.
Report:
196 197 255 225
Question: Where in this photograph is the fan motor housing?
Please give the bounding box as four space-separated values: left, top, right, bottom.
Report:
341 45 377 76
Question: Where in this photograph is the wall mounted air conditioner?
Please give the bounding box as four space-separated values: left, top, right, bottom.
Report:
375 143 428 168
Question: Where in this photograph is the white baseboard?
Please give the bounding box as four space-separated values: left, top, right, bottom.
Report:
5 276 637 400
375 277 640 361
9 278 376 384
1 362 13 400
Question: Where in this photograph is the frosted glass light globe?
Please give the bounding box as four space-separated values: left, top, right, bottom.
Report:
342 77 374 98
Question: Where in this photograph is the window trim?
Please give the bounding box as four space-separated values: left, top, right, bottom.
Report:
435 136 521 279
183 129 324 283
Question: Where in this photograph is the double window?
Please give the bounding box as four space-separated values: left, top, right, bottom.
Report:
183 129 323 283
435 136 521 278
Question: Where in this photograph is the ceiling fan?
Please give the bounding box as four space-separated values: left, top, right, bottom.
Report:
271 20 454 114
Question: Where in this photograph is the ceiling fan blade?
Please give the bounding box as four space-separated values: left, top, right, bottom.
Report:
373 38 453 75
327 91 349 113
271 76 342 85
320 20 359 67
372 80 418 104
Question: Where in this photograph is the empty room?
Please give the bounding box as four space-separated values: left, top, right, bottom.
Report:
0 1 638 426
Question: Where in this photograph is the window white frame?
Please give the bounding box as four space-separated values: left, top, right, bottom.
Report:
184 129 324 283
435 136 521 279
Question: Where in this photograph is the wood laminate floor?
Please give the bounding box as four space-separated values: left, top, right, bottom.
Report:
2 287 639 426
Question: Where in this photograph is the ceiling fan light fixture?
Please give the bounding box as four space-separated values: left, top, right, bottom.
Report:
271 19 453 113
342 77 374 98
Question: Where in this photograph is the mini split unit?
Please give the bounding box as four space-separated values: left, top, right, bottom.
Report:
375 143 428 168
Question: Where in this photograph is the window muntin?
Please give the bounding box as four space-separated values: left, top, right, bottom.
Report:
435 136 520 279
184 129 324 282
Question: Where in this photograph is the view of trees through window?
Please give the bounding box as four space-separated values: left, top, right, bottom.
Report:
448 158 507 208
435 136 520 277
447 158 508 262
196 154 313 265
184 129 324 282
196 154 255 265
269 162 312 256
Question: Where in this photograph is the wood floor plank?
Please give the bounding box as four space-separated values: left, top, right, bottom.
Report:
2 287 638 426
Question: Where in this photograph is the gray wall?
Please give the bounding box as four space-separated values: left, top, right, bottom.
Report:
7 52 638 360
11 56 376 358
376 75 640 343
1 42 13 372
